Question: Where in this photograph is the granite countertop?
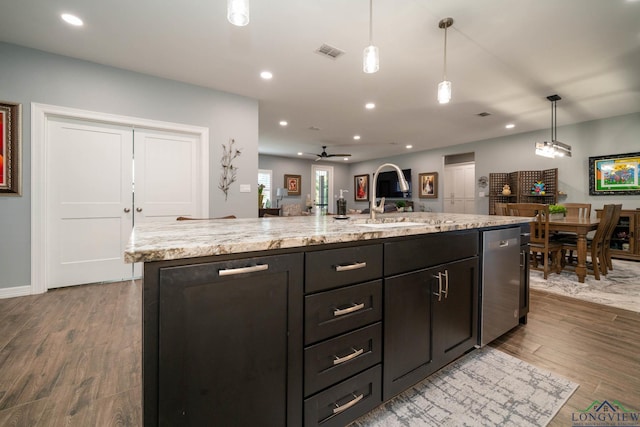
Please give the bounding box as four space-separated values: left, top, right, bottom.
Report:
124 212 530 263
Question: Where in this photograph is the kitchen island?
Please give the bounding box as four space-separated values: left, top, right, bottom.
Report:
126 212 530 427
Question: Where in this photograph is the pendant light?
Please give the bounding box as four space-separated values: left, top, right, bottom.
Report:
535 94 572 158
437 17 454 104
363 0 379 73
227 0 249 27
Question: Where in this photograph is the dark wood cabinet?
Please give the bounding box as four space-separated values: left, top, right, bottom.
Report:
303 244 383 427
144 253 303 427
382 232 479 401
141 227 524 426
432 257 478 367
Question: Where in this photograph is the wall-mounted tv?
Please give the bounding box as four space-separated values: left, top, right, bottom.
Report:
375 168 412 199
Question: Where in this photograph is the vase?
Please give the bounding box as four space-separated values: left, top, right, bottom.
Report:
549 213 564 220
258 194 264 208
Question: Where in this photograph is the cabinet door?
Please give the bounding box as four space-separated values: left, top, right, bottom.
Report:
383 268 434 400
156 253 303 427
432 257 478 367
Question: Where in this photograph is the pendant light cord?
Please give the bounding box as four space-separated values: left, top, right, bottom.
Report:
369 0 373 44
443 25 448 80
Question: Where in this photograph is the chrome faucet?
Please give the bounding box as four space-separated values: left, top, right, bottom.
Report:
370 163 410 219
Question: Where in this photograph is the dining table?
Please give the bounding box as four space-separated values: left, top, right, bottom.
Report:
545 216 600 283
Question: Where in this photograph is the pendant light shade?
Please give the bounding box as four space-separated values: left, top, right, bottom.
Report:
535 94 572 158
227 0 249 26
363 0 379 74
438 18 454 104
438 80 452 104
363 45 379 74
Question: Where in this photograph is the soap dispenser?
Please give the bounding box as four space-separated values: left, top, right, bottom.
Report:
337 189 348 217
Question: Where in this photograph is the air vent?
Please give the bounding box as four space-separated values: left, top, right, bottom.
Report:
315 44 345 59
477 112 491 117
308 126 321 131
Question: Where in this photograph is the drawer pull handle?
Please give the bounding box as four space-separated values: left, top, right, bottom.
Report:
333 303 365 317
219 264 269 276
333 393 364 415
335 262 367 272
333 348 364 365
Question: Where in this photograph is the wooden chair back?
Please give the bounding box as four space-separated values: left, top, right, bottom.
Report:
507 203 562 279
507 203 548 243
495 202 509 216
602 204 622 270
563 203 591 219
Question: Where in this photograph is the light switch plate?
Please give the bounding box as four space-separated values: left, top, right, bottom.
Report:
240 184 251 193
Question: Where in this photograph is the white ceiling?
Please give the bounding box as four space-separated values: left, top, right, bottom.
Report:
1 0 639 162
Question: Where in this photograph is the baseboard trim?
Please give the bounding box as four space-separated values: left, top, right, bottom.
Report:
0 285 32 299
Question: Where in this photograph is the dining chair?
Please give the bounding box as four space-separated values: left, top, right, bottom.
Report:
507 203 562 279
563 203 591 219
495 202 509 215
602 204 622 272
560 204 615 280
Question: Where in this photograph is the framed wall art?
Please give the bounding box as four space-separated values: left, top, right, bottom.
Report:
284 174 301 196
0 101 22 196
418 172 438 198
589 152 640 195
354 174 369 202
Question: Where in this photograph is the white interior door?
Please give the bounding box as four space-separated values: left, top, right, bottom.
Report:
46 121 205 288
444 163 475 214
47 117 133 288
133 128 200 222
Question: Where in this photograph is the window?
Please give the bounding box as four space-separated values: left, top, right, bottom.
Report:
258 169 272 208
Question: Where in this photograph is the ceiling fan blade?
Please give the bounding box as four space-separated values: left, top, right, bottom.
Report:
327 153 351 157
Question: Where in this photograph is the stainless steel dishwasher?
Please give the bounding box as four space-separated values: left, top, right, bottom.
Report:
479 227 521 347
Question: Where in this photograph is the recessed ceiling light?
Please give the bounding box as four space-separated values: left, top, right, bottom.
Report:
365 102 375 110
406 145 413 149
505 123 515 129
343 157 350 161
279 120 288 126
61 13 83 26
297 152 303 156
260 71 273 80
353 135 361 140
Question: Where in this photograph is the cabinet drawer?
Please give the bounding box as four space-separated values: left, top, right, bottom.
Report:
385 231 478 276
304 322 382 397
305 245 383 293
304 365 382 427
305 280 382 345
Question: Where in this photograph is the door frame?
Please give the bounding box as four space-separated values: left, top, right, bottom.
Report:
311 164 334 214
31 103 209 294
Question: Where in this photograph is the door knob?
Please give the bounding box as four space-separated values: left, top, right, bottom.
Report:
136 207 143 212
124 208 131 213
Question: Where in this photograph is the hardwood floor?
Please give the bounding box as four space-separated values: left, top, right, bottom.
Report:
0 281 141 426
0 283 637 426
491 289 640 426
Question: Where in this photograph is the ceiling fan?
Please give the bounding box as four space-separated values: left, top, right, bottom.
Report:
315 145 351 161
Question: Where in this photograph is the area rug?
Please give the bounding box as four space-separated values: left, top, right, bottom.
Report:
529 259 640 313
350 347 578 427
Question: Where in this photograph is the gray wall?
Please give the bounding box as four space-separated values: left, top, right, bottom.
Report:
350 112 640 214
0 42 258 290
258 155 351 211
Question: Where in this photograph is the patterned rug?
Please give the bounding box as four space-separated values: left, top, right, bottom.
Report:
351 347 578 427
529 259 640 313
